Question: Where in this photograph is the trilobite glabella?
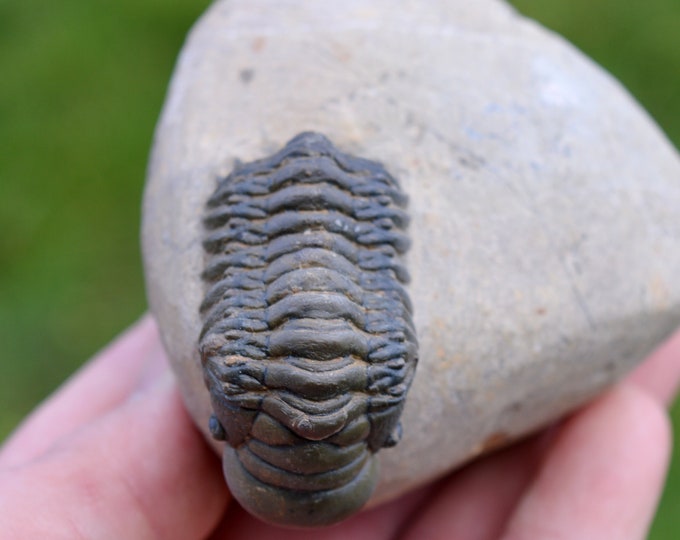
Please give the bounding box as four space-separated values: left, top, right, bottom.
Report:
198 132 417 527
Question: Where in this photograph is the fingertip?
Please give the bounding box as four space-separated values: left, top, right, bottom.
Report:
502 383 671 540
21 378 229 539
1 315 231 538
628 326 680 406
619 382 672 461
397 433 550 540
98 380 230 539
0 314 164 469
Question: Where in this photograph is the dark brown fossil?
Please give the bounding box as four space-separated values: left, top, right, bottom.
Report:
198 132 417 527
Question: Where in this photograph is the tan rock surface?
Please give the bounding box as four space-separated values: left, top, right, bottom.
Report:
142 0 680 507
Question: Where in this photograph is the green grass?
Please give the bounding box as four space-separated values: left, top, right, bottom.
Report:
0 0 678 536
0 0 212 433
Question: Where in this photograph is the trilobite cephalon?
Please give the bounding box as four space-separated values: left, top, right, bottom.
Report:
198 132 417 527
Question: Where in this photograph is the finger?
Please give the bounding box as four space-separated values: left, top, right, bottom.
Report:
500 383 671 540
0 315 164 468
0 371 230 540
210 484 431 540
628 326 680 405
398 430 555 540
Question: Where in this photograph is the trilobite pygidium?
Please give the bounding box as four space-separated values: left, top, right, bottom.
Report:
199 132 417 527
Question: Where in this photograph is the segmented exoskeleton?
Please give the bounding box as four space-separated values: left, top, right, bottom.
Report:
199 132 417 527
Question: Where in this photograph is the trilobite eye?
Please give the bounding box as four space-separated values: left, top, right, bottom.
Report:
209 414 227 441
383 423 403 448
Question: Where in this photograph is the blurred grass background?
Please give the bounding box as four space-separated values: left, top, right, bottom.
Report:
0 0 677 535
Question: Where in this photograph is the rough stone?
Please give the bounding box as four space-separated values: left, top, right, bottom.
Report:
142 0 680 514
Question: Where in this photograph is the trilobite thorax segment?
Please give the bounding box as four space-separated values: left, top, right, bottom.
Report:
198 132 417 526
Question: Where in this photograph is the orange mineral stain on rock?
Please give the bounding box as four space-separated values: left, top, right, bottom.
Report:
648 274 670 309
329 41 352 63
468 432 512 459
481 432 510 453
429 317 463 370
251 36 266 52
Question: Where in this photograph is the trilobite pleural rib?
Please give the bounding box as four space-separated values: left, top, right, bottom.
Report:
198 132 417 527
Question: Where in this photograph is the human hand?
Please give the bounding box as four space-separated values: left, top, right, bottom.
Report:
1 316 678 540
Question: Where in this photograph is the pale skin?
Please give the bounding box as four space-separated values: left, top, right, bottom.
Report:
1 316 679 540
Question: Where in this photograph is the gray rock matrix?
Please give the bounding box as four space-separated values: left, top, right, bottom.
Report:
142 0 680 508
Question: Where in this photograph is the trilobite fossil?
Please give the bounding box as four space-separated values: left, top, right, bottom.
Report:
198 132 418 527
